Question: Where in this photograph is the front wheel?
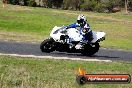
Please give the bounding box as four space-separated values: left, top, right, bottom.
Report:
81 42 99 56
40 38 55 53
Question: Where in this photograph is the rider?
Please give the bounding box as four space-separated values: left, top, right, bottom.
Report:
66 14 93 49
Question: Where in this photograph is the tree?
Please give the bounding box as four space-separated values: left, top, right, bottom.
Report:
52 0 63 8
125 0 128 14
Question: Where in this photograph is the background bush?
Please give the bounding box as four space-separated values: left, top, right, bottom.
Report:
28 0 37 7
8 0 132 13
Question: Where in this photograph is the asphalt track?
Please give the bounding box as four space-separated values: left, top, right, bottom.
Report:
0 41 132 62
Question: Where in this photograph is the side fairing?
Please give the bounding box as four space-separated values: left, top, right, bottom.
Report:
91 31 106 43
67 28 83 42
50 26 63 41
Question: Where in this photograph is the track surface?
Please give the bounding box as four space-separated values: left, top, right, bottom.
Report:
0 41 132 62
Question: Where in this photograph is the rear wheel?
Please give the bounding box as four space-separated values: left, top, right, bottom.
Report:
81 42 99 56
40 38 55 53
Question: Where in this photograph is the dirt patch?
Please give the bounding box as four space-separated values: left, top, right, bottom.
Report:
9 5 32 12
53 10 132 23
0 31 41 42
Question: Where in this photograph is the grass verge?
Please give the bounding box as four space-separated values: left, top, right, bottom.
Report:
0 55 132 88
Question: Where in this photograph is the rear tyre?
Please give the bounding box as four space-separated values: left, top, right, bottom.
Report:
81 42 99 56
40 38 55 53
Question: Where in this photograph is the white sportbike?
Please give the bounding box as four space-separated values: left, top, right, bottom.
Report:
40 26 106 56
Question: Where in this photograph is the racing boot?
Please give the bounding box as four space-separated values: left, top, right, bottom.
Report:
75 43 83 49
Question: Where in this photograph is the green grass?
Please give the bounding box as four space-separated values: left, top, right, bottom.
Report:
0 4 132 50
0 56 132 88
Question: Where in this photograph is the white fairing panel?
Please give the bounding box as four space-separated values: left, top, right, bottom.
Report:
50 26 63 40
50 26 83 42
67 28 83 41
50 26 105 43
91 31 106 43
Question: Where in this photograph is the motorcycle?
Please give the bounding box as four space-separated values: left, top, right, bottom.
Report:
40 26 106 56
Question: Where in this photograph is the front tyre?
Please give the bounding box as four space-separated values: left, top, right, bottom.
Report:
40 38 55 53
81 42 99 56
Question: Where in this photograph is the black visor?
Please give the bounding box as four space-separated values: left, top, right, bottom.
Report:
77 19 84 24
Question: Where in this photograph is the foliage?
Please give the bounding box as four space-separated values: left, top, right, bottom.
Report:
27 0 37 7
52 0 63 8
63 0 83 10
8 0 132 12
12 0 19 5
19 0 28 6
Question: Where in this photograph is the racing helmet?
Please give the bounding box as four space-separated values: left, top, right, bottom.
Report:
77 14 87 26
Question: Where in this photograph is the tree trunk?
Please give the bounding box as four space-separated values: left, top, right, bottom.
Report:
125 0 128 14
